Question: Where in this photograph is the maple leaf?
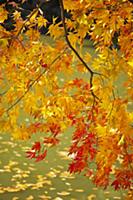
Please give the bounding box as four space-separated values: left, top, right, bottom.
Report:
32 142 41 152
35 150 47 162
0 6 8 23
0 0 133 193
43 137 60 146
73 78 84 87
37 16 47 28
72 128 87 140
69 159 87 173
85 168 93 177
111 180 121 190
41 63 48 68
26 151 36 159
48 123 61 136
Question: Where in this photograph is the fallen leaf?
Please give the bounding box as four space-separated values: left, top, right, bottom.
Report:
75 189 84 192
87 194 96 200
26 195 34 200
57 191 70 196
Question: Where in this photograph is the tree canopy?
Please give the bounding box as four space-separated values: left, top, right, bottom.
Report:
0 0 133 197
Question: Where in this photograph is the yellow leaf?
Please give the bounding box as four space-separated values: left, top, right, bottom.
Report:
57 191 70 196
26 196 34 200
96 124 107 137
85 52 92 63
128 59 133 67
0 6 8 23
37 16 47 28
13 11 21 20
29 9 38 23
87 194 96 200
118 135 125 146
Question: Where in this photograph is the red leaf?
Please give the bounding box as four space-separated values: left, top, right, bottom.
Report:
111 180 120 190
32 142 41 152
73 78 83 87
43 137 60 146
35 150 47 162
48 123 61 136
85 169 93 177
69 159 87 173
41 63 47 68
26 151 36 159
73 128 87 140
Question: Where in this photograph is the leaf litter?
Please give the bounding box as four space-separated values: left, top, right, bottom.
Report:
0 134 126 199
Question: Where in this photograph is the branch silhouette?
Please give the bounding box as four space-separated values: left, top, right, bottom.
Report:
59 0 100 101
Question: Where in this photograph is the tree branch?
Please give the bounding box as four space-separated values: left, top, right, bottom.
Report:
6 49 67 113
0 90 8 96
16 0 44 38
16 8 39 38
59 0 100 101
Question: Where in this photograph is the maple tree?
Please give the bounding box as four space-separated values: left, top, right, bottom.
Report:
0 0 133 198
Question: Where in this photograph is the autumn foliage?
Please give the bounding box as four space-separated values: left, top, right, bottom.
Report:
0 0 133 196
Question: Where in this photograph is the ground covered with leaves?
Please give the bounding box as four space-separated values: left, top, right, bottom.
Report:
0 130 127 200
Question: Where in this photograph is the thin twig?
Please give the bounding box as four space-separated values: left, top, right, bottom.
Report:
6 49 67 113
16 0 44 38
16 8 39 38
16 37 26 50
6 70 45 113
59 0 100 101
0 90 8 96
